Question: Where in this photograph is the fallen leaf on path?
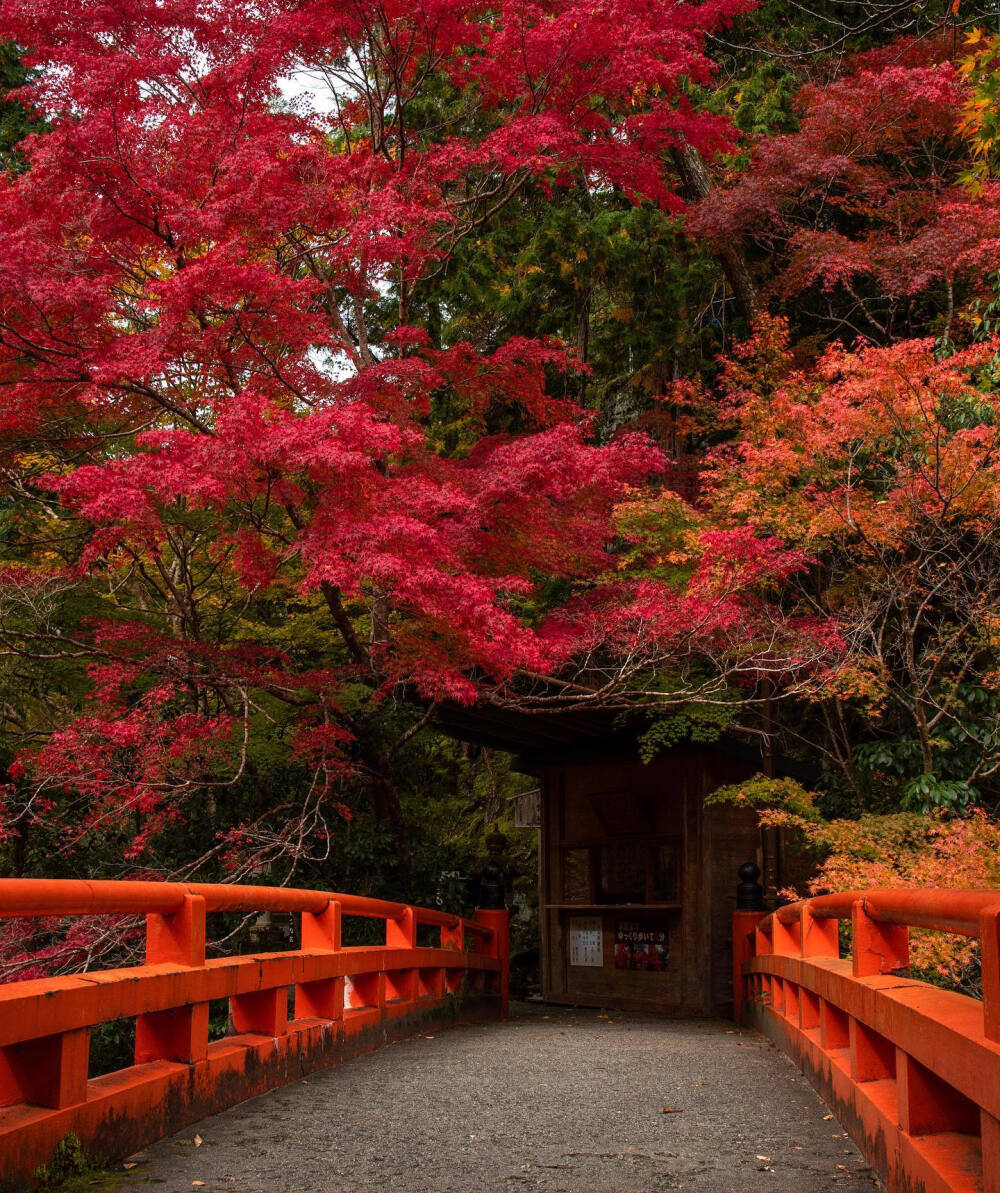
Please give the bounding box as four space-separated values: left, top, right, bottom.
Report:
661 1107 681 1114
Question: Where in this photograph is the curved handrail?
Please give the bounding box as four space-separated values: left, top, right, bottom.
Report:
0 877 491 935
734 886 1000 1193
0 877 509 1192
768 887 1000 938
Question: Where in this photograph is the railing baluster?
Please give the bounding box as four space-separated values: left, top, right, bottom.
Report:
897 1050 979 1135
385 907 417 1005
1 1028 89 1110
979 904 1000 1043
851 898 909 977
981 1111 1000 1193
441 919 464 950
771 914 799 956
136 892 208 1064
386 906 415 948
800 907 838 958
296 899 343 1022
144 892 207 967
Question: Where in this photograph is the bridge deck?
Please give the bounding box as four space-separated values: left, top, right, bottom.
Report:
118 1004 879 1192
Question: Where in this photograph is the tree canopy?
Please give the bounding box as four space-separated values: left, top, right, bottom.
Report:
2 0 1000 982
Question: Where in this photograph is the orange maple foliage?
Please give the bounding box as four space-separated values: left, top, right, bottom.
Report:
712 775 1000 991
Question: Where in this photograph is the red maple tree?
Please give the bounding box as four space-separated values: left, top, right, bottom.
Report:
0 0 837 888
692 36 1000 342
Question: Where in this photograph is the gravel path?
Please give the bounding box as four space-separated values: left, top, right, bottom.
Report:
119 1002 880 1192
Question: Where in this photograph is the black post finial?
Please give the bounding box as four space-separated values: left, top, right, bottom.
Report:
736 861 764 911
478 831 508 910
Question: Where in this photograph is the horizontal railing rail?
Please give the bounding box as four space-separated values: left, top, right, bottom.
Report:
0 877 495 932
734 887 1000 1193
0 879 509 1190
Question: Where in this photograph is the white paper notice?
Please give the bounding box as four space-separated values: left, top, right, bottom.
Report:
568 916 603 967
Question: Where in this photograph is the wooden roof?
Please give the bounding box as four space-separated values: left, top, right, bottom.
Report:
432 700 815 779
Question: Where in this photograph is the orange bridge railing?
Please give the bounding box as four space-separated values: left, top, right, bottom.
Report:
733 889 1000 1193
0 879 509 1188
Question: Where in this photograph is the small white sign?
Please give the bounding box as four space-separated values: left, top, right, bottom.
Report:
568 916 603 967
514 789 541 829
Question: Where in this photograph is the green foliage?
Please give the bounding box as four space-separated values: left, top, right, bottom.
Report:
705 774 823 822
638 704 737 762
34 1134 94 1188
88 1020 136 1079
705 58 801 142
849 684 1000 814
963 272 1000 342
416 182 727 437
959 29 1000 193
0 42 45 171
612 491 702 586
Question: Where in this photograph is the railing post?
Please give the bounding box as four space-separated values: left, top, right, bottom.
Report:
136 893 208 1065
732 863 765 1024
977 908 1000 1192
475 835 510 1018
386 907 417 1004
979 904 1000 1043
800 906 839 958
441 915 465 995
386 906 416 948
772 915 799 956
1 1028 90 1110
982 1111 1000 1193
144 892 206 967
474 908 509 1019
296 899 344 1021
851 898 908 977
441 919 464 950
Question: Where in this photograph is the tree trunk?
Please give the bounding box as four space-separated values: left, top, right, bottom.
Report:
671 143 759 324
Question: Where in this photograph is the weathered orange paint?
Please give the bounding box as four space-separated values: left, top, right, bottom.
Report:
852 899 909 977
734 888 1000 1193
0 879 506 1190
